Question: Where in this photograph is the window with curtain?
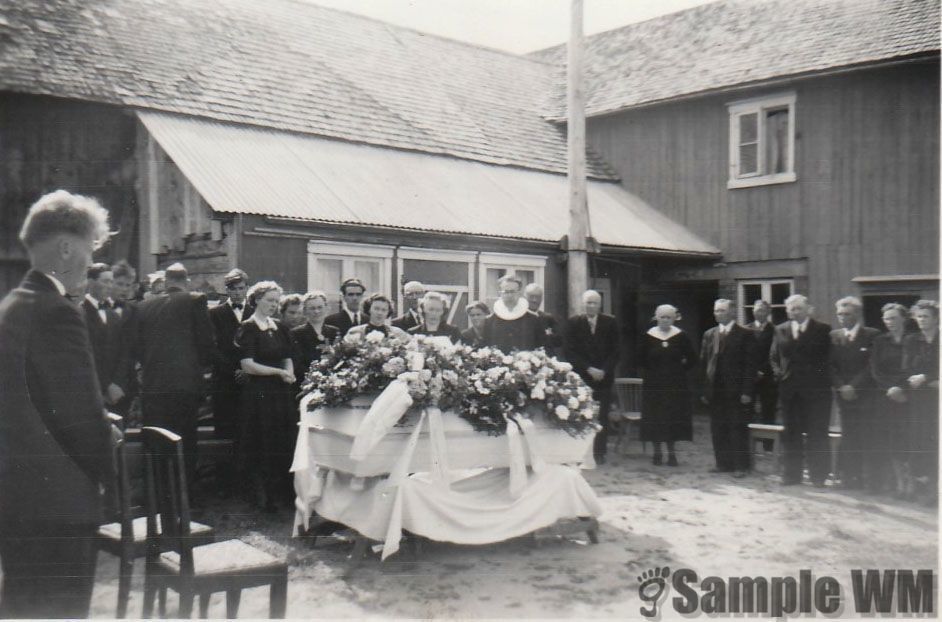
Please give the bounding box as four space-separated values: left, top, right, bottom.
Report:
728 93 796 188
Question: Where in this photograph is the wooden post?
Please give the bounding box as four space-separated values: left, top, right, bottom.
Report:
567 0 589 316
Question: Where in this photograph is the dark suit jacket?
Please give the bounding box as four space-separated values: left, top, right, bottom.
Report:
391 310 420 331
769 318 832 397
209 300 244 386
325 309 361 337
700 323 757 400
564 313 620 389
483 311 545 353
0 270 115 526
291 323 339 381
829 326 881 391
536 310 564 356
111 300 138 393
752 321 775 377
81 297 122 392
136 288 216 394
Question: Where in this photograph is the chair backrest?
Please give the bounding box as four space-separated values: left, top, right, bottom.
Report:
613 378 643 414
105 413 134 542
142 426 194 575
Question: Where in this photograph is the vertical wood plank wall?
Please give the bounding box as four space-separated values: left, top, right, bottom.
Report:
586 61 940 308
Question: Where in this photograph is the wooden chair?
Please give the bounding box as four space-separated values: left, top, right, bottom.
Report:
612 378 645 454
141 426 288 619
97 414 215 618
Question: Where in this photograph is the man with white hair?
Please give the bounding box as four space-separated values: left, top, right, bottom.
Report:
770 294 833 486
565 290 621 463
0 190 116 617
829 296 880 490
392 280 425 330
524 283 563 357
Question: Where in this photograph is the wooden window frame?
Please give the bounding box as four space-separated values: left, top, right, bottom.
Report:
306 240 394 302
478 252 547 310
396 246 477 324
727 93 797 189
737 278 795 324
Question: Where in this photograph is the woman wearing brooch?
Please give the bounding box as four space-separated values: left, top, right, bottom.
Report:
638 304 698 467
347 293 410 341
235 280 296 512
460 300 490 349
408 291 461 343
482 275 544 353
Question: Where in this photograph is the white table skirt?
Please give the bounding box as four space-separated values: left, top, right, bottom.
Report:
293 464 603 560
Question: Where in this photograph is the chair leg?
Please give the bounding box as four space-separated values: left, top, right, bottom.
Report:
117 552 134 618
179 589 195 619
226 590 242 618
270 569 288 619
199 592 211 618
142 573 157 619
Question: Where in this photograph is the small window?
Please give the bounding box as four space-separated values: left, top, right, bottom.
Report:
307 241 394 312
738 279 794 325
478 252 546 311
728 93 796 189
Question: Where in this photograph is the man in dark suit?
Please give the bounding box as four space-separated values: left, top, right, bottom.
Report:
700 299 756 476
209 268 249 442
525 283 564 358
82 263 126 408
325 277 366 336
829 296 881 490
750 300 778 450
392 280 424 330
0 190 116 618
108 259 140 420
136 262 216 492
565 289 621 464
770 294 833 486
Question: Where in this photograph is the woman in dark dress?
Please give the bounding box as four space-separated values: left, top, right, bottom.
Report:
870 303 911 496
408 291 461 343
346 293 410 341
639 304 698 466
903 299 939 505
460 300 490 349
236 280 297 512
291 290 339 390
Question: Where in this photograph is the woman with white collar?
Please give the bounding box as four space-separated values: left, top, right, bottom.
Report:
639 304 698 467
482 275 544 353
235 280 297 513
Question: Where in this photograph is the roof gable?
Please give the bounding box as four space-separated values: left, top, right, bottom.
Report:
0 0 616 179
533 0 940 118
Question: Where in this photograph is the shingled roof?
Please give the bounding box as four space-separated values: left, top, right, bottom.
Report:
533 0 940 119
0 0 615 179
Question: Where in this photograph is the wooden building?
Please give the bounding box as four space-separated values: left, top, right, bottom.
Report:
534 0 940 341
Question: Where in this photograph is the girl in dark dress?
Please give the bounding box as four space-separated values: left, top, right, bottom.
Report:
236 281 297 512
903 300 939 505
870 303 911 496
346 293 410 341
460 300 490 349
639 304 698 466
408 291 461 343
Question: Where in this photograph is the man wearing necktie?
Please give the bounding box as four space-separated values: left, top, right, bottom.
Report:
82 263 126 409
750 300 778 445
770 294 833 486
325 277 366 336
0 190 116 618
829 296 880 490
209 268 250 465
700 299 756 476
392 280 425 330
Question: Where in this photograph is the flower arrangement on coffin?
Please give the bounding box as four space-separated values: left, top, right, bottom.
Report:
299 330 599 438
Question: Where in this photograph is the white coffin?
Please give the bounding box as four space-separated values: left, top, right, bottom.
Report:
302 395 595 477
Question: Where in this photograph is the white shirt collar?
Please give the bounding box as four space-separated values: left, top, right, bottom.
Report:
844 323 861 340
85 293 101 307
252 315 278 331
719 320 735 334
346 307 359 323
41 272 66 296
647 325 681 341
754 319 768 329
793 317 810 330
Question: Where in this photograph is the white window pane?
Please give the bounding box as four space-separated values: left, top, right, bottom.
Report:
353 260 380 297
313 258 343 310
765 108 789 174
739 112 758 144
484 267 506 307
739 143 758 176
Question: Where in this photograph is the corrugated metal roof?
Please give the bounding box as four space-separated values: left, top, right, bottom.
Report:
139 111 719 255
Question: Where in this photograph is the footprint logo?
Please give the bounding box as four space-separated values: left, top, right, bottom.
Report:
638 566 671 618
